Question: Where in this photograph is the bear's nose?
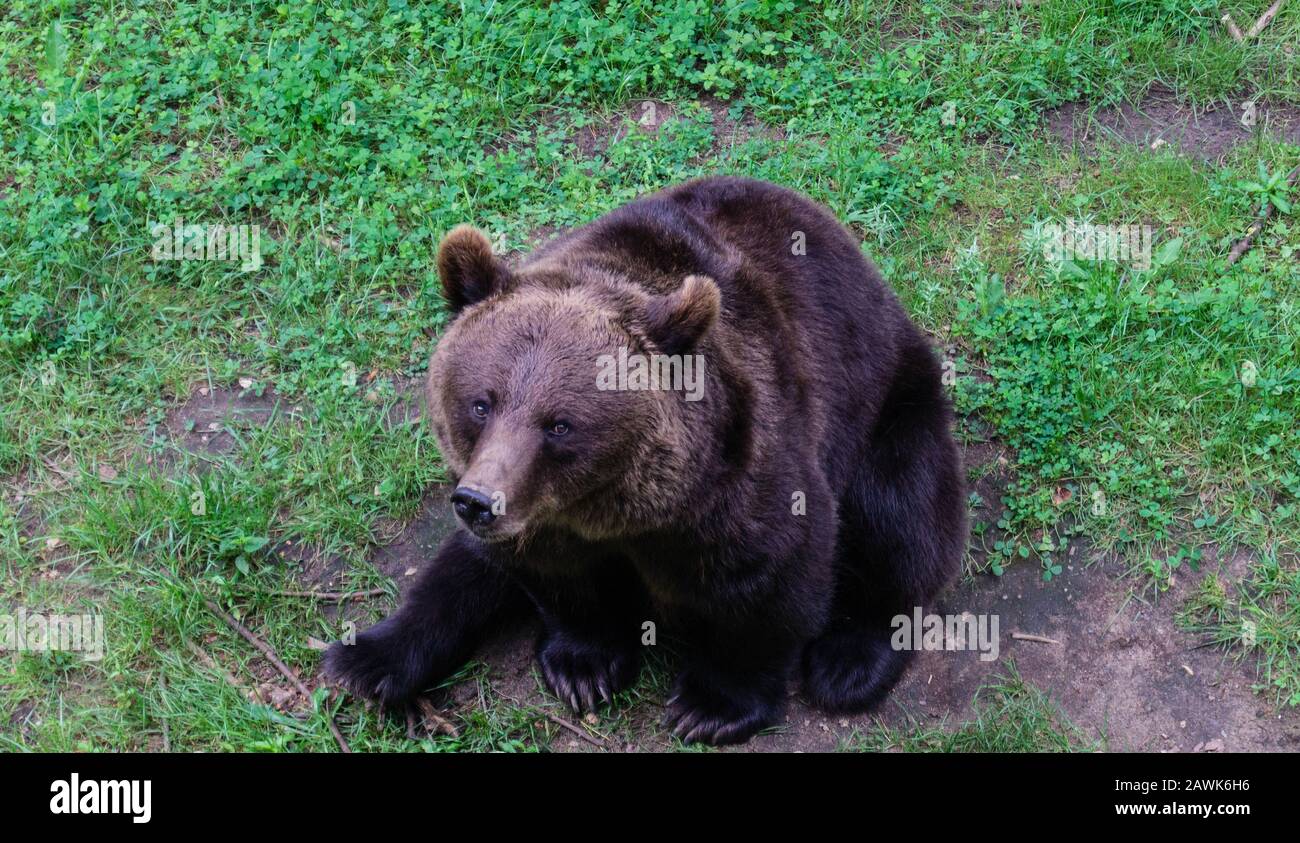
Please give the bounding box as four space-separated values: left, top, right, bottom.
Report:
451 487 496 530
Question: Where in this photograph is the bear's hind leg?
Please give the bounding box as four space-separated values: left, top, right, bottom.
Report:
803 341 966 713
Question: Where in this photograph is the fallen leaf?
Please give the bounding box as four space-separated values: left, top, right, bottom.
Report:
265 686 296 709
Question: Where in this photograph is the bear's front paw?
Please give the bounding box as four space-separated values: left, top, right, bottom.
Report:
536 628 640 714
322 622 432 707
662 670 782 746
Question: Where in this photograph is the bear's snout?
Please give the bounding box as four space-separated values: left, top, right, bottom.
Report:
451 486 497 533
450 420 544 540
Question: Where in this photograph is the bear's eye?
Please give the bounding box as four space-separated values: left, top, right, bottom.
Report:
547 421 570 437
471 400 490 419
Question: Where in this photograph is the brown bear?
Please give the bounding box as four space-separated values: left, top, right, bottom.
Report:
324 176 967 745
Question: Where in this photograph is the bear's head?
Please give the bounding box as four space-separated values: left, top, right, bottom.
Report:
426 225 721 544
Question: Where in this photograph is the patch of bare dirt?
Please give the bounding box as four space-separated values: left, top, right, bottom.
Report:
4 460 102 580
151 384 302 464
699 94 787 156
1046 86 1300 162
7 699 38 745
3 468 49 541
571 99 676 158
571 96 785 162
370 492 459 585
882 549 1297 753
382 374 425 430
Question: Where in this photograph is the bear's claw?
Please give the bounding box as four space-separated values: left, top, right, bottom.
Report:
662 671 780 746
536 629 638 714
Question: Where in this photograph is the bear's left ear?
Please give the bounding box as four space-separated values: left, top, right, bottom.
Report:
644 274 721 355
437 224 512 313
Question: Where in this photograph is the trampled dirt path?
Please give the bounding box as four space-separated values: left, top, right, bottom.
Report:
1045 85 1300 162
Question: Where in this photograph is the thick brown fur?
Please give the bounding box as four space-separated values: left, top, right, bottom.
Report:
324 176 967 745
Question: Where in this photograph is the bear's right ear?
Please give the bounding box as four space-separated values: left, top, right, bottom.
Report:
643 274 721 356
437 225 511 313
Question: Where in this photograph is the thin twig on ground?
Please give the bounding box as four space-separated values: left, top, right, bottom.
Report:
204 599 352 753
268 587 390 602
1246 0 1286 37
1226 163 1300 266
541 711 608 747
1011 632 1062 645
40 456 76 480
1221 12 1245 41
158 675 171 752
184 638 247 691
498 691 609 748
416 697 460 737
1222 1 1287 41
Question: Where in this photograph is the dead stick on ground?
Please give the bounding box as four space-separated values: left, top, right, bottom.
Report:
542 712 607 747
1246 0 1286 38
158 674 171 752
416 697 459 738
1227 162 1300 266
204 600 311 695
1012 632 1062 645
40 456 76 480
498 691 608 748
1221 12 1245 41
403 698 459 740
184 638 249 692
405 708 421 740
204 599 352 753
268 587 389 602
1222 1 1285 41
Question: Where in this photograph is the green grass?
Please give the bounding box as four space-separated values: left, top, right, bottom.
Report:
848 663 1099 752
2 0 1298 750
